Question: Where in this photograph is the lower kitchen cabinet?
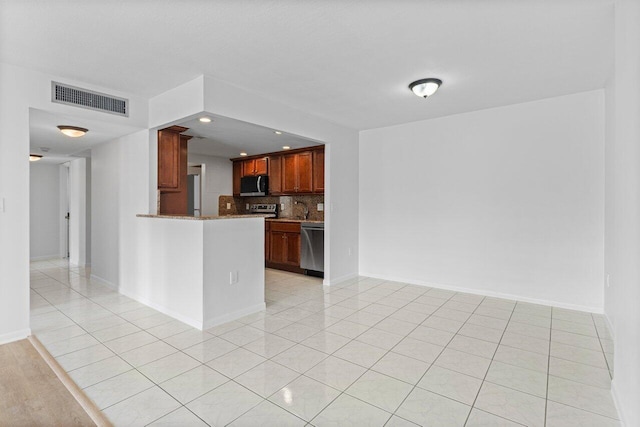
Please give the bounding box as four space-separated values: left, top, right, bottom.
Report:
266 221 303 273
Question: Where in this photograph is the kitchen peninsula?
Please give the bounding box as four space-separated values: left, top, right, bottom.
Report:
134 214 268 330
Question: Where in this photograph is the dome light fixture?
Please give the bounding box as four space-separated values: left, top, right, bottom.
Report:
57 125 88 138
240 152 248 157
409 78 442 98
274 131 282 135
29 154 43 161
199 117 212 123
282 146 291 150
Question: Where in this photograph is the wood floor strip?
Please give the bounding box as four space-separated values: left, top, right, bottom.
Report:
28 336 113 427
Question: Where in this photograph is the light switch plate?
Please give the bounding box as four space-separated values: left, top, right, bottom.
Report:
317 203 324 211
226 203 231 210
281 203 285 211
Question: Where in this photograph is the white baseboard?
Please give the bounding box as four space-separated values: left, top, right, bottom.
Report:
0 328 31 345
30 255 63 261
324 272 359 287
610 380 627 426
116 289 203 329
89 274 118 290
603 312 616 341
203 302 267 330
359 271 603 313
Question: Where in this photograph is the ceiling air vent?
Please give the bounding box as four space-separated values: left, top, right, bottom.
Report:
52 81 128 117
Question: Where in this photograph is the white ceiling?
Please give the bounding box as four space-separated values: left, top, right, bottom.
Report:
2 1 614 130
183 115 322 159
29 109 141 164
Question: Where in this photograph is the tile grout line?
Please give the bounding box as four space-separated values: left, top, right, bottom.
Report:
462 297 517 426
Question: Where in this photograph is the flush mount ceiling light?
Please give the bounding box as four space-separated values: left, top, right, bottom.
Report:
409 78 442 98
274 131 282 135
57 125 88 137
29 154 43 161
282 146 291 150
240 152 248 156
199 117 212 123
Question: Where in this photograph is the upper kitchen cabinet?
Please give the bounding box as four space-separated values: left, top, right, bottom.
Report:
158 126 191 215
242 157 268 176
313 149 324 193
158 125 188 191
231 145 324 196
232 161 242 196
268 155 282 195
283 151 313 193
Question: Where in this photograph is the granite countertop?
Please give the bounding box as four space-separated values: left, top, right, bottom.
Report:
137 214 275 220
266 218 324 224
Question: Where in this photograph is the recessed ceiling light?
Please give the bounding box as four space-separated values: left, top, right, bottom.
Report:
199 117 212 123
29 154 43 161
39 147 50 152
57 125 88 137
282 146 291 150
409 78 442 98
274 131 282 135
240 152 248 156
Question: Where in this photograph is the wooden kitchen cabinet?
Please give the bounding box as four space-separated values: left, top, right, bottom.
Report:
268 155 282 195
231 145 323 196
158 126 191 215
313 150 324 193
233 161 242 196
242 157 268 176
282 151 313 193
266 221 302 273
158 126 188 191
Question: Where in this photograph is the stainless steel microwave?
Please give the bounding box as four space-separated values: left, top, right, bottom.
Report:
240 175 268 196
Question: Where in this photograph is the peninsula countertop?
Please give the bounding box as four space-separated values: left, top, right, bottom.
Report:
137 214 275 220
265 218 324 224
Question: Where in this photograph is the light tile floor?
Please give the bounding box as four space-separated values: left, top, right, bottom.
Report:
29 259 619 426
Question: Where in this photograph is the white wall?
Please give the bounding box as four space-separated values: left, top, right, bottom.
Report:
360 90 605 311
188 153 233 216
59 165 69 258
29 163 60 260
604 0 640 424
69 158 90 267
91 130 150 288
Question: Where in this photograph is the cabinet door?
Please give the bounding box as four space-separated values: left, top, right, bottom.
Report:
254 157 268 175
157 129 180 189
282 154 298 193
285 232 301 265
269 231 286 263
296 152 313 193
242 159 255 177
313 150 324 193
269 155 282 195
233 161 242 196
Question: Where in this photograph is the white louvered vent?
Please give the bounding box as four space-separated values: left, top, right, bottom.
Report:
52 82 128 117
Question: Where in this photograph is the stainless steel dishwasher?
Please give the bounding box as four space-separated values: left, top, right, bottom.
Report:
300 222 324 275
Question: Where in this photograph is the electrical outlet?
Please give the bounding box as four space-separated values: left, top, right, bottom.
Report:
281 203 285 211
226 202 231 210
229 271 239 284
245 203 249 210
318 203 324 211
606 273 611 288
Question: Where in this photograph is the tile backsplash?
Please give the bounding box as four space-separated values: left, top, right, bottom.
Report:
219 194 324 221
